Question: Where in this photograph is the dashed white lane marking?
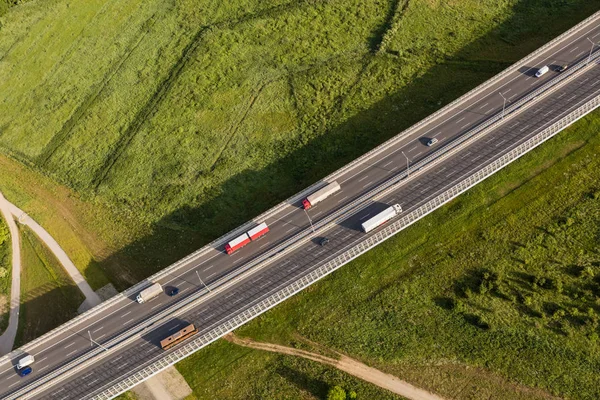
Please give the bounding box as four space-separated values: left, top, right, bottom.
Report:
124 318 135 325
285 226 296 234
359 213 371 221
362 181 374 189
460 123 470 130
96 334 106 340
569 46 580 53
206 272 217 279
495 139 507 147
357 174 370 182
120 311 131 318
408 145 418 152
455 117 465 124
382 160 394 168
414 151 423 156
169 325 180 331
258 242 270 249
485 107 495 114
151 303 162 310
88 379 99 386
66 349 78 357
92 326 104 333
337 195 349 203
477 102 489 110
64 342 76 349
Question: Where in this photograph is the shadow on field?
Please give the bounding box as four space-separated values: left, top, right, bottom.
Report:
275 364 328 398
88 0 600 295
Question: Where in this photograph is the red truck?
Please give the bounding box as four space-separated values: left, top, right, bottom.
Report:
225 222 270 255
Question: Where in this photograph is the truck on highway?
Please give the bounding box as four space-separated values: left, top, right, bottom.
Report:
160 324 198 350
225 233 251 255
136 282 163 304
302 181 341 209
361 204 402 233
16 355 34 370
247 222 269 241
225 222 270 254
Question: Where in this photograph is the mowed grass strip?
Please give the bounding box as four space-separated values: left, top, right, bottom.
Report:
176 110 600 399
0 216 10 335
15 227 84 347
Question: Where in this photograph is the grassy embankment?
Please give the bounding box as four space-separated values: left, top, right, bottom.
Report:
0 0 597 290
14 227 84 347
1 0 600 397
0 216 10 334
175 105 600 399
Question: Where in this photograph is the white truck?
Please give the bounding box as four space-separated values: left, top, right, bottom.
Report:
136 282 163 304
361 204 402 233
302 181 341 209
16 355 34 370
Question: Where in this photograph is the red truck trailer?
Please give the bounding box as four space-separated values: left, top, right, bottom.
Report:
225 233 251 254
247 222 269 240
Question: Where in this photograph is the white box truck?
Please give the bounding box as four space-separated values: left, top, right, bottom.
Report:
16 355 34 370
302 181 341 209
361 204 402 233
136 282 163 303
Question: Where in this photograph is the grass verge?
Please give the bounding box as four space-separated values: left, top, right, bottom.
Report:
14 226 85 347
0 215 10 335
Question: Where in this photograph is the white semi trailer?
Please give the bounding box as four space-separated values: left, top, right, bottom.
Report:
361 204 402 233
136 282 163 303
302 181 341 209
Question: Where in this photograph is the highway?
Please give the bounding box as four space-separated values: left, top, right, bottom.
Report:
2 11 600 400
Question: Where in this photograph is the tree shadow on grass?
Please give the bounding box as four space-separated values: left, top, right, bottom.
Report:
275 364 329 399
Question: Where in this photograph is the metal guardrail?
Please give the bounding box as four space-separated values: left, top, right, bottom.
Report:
89 89 600 400
3 10 598 365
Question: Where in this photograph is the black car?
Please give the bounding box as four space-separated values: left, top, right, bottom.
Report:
557 64 568 72
319 237 330 246
168 287 180 296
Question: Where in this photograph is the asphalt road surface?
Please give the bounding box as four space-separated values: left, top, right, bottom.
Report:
2 15 600 400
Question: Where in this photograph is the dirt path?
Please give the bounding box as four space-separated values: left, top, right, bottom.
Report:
224 333 446 400
0 192 21 355
3 200 101 310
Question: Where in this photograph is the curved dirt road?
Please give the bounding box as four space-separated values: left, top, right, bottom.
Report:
224 333 446 400
0 192 21 355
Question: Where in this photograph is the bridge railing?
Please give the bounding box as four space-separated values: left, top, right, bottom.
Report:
89 87 600 400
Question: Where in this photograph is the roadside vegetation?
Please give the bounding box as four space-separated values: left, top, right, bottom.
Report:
176 109 600 399
14 227 84 347
1 0 600 398
0 216 10 334
1 0 598 289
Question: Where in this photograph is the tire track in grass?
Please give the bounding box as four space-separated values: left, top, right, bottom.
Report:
91 0 330 190
36 11 160 167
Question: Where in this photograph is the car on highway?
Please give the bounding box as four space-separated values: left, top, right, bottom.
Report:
18 366 32 377
167 287 180 296
557 64 568 72
319 237 330 246
535 65 549 77
426 138 439 147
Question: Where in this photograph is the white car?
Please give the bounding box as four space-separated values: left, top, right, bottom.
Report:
426 138 439 147
535 65 549 78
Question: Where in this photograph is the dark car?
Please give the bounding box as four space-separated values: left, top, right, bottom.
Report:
319 237 330 246
167 287 179 296
557 64 568 72
18 366 32 377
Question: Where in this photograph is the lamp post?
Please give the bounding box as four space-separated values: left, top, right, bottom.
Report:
88 330 108 351
401 151 410 177
499 92 507 119
196 270 211 292
587 37 596 64
304 208 315 232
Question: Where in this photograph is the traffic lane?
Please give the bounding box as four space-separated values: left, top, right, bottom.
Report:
36 64 600 399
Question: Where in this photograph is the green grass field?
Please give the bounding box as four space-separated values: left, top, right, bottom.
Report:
14 227 84 347
0 215 10 334
1 0 600 398
175 108 600 399
1 0 599 288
